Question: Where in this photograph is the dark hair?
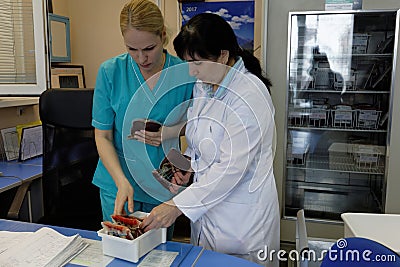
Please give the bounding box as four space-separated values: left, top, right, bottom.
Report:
173 13 272 89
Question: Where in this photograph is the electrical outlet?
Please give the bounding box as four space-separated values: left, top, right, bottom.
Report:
16 107 23 116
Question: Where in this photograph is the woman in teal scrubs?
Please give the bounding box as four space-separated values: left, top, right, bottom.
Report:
91 0 193 240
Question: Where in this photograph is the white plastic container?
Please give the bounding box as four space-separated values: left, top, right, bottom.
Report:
97 212 167 263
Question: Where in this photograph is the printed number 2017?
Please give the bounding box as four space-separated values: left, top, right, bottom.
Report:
186 6 197 12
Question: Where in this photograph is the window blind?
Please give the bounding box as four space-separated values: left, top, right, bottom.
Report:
0 0 46 96
0 0 36 84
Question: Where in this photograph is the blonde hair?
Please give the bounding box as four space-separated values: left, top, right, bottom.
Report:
120 0 168 45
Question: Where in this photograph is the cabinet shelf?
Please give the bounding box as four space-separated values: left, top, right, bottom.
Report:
289 89 389 94
287 154 385 175
287 126 387 133
291 53 393 60
285 180 382 220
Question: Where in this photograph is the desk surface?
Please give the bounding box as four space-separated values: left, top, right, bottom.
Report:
0 219 261 267
15 156 43 166
194 249 262 267
342 213 400 254
0 157 42 193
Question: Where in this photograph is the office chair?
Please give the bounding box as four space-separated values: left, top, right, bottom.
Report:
39 88 101 230
321 237 400 266
296 209 336 267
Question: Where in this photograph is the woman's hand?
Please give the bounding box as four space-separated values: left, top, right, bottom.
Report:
169 169 193 194
171 168 192 186
94 128 134 216
114 178 134 215
140 200 182 231
134 129 161 146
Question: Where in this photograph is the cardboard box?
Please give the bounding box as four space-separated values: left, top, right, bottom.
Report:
97 212 167 263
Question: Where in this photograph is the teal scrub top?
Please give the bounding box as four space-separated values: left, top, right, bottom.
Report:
92 52 194 204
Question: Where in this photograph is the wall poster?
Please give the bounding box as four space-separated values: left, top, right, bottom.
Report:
181 1 255 52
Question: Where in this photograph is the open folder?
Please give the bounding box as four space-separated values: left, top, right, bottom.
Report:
19 125 43 161
1 127 19 161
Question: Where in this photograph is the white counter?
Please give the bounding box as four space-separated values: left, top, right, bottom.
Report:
342 213 400 254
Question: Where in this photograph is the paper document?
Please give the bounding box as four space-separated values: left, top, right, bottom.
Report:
0 231 30 254
0 127 19 161
0 227 87 267
138 250 179 267
19 125 43 161
70 238 113 266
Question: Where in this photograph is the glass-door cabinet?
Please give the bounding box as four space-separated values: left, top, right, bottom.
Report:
284 10 400 221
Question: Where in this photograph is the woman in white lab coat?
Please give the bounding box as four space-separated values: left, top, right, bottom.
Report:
141 13 280 266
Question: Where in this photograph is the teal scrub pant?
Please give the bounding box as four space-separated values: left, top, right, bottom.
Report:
100 189 174 240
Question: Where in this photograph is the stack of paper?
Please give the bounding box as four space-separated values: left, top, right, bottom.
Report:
0 227 88 267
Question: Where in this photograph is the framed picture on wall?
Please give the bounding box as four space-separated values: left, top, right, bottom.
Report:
48 13 71 63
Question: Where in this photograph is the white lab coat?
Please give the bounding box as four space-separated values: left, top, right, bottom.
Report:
173 59 280 266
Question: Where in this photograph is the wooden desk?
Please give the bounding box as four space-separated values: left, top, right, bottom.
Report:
0 157 43 222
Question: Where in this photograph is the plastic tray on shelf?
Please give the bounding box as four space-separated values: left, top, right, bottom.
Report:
288 108 308 127
328 143 385 170
331 105 356 128
334 71 357 91
307 108 330 127
352 33 370 54
311 61 334 89
328 142 354 169
352 144 385 169
287 143 309 165
356 109 382 129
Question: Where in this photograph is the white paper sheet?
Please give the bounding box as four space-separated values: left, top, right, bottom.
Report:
19 125 43 161
0 227 87 267
0 127 19 161
70 238 113 266
138 250 179 267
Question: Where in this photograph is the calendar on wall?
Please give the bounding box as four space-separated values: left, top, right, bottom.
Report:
181 1 255 52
